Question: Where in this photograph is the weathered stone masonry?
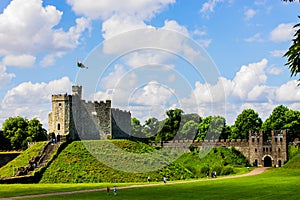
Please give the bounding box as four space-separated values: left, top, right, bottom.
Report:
164 130 288 167
48 85 131 140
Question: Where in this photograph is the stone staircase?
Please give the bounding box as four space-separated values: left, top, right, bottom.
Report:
15 141 61 176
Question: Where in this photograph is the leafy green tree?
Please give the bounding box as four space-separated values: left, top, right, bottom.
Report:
263 105 300 141
131 117 145 138
196 116 226 141
284 16 300 84
142 117 159 138
180 120 198 140
262 105 289 131
230 109 262 139
2 116 28 150
156 108 183 145
180 113 201 124
283 110 300 141
2 116 47 150
27 118 47 142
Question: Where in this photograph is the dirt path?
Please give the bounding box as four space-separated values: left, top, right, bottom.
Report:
2 167 268 200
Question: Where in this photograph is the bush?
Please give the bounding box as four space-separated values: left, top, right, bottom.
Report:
221 166 234 175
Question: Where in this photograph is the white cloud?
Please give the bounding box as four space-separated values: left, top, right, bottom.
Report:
270 23 295 42
163 20 189 37
275 80 300 102
125 51 172 68
0 0 90 67
193 29 207 37
232 59 268 99
132 81 175 106
0 64 15 89
3 54 36 68
200 0 224 16
40 55 55 67
102 14 149 40
197 39 212 48
0 77 73 128
245 33 263 42
67 0 175 20
244 9 256 20
266 65 283 75
100 64 137 90
270 49 286 58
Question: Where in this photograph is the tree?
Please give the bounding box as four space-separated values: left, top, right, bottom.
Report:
27 118 47 142
262 105 300 141
142 117 159 138
131 117 145 138
196 116 226 141
156 108 183 145
2 116 47 150
180 120 198 140
230 109 262 139
262 105 289 131
284 16 300 83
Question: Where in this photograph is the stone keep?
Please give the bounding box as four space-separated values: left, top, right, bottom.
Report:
48 86 131 140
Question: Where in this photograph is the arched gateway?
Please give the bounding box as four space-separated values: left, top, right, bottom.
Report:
263 156 272 167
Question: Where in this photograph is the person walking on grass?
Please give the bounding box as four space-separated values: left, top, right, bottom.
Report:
163 177 167 184
113 186 117 196
106 186 110 195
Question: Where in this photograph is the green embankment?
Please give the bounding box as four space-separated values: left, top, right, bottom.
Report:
40 140 249 183
0 141 47 177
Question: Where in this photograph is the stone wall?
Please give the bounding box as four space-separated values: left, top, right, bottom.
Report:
111 108 131 139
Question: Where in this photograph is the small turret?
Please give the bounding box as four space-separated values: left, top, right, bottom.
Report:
72 85 82 99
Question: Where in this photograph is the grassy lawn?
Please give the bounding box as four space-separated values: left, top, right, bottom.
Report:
1 168 300 199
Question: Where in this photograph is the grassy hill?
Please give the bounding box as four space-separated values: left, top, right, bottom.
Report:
0 141 47 178
40 140 249 183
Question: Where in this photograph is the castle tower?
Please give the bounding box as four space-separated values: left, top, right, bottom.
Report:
72 85 82 98
249 130 263 166
271 130 287 167
48 94 72 139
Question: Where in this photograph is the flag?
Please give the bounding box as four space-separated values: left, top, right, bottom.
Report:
77 60 88 69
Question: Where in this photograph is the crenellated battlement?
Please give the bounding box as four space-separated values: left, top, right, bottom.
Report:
51 94 71 101
48 85 131 141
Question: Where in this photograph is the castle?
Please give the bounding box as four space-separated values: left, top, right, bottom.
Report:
163 130 288 167
48 85 131 141
48 85 288 167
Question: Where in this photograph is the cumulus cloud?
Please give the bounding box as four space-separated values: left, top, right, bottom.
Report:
270 23 295 42
244 9 256 20
0 0 90 67
0 64 15 89
0 77 73 128
67 0 175 20
275 80 300 102
232 59 268 99
3 54 36 68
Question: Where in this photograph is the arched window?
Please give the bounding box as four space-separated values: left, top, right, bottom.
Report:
57 123 60 130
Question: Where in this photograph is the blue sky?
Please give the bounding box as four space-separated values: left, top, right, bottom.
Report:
0 0 299 129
